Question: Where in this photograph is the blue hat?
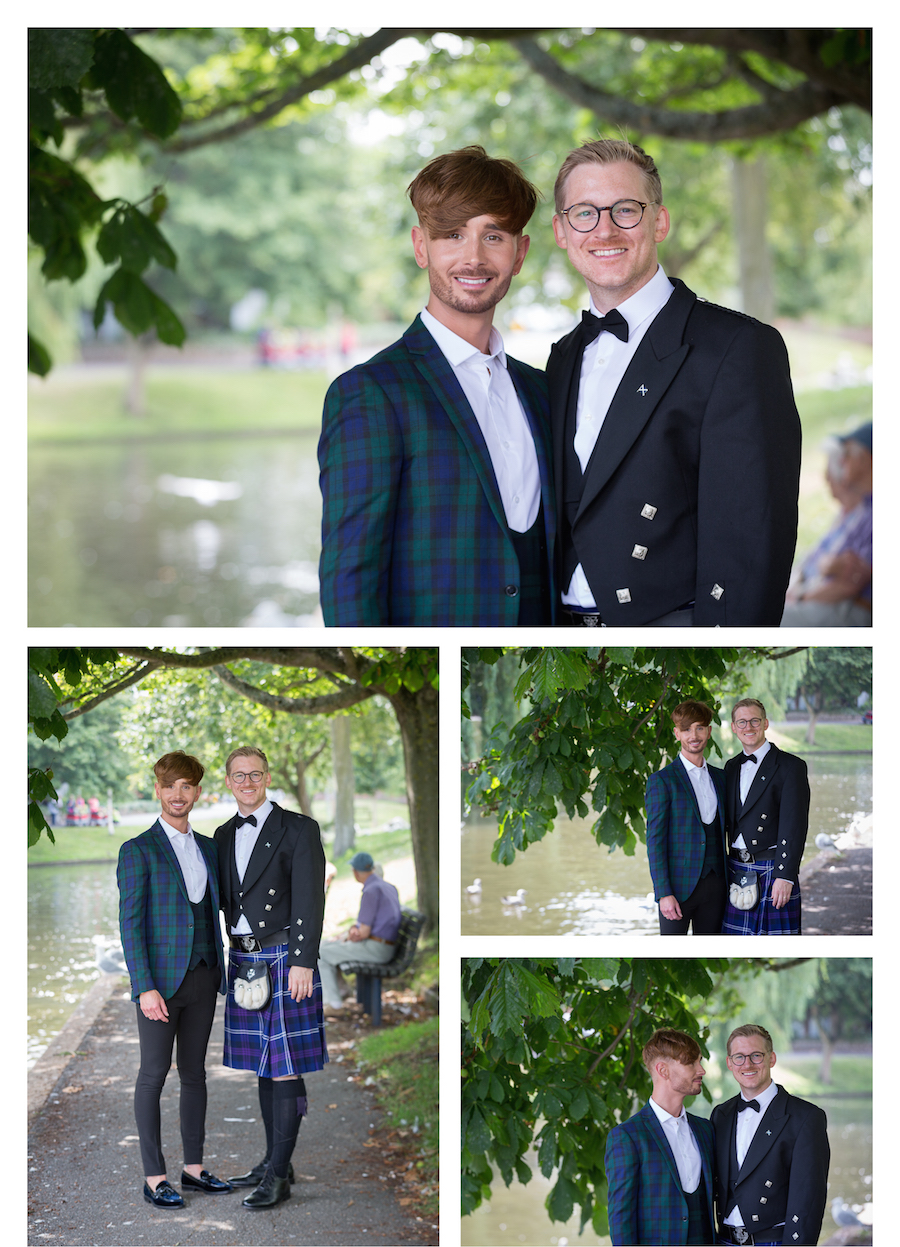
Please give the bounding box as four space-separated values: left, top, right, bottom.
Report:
350 851 374 871
840 422 872 454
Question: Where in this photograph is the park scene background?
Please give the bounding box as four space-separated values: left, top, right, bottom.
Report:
27 646 439 1233
461 957 872 1247
28 28 871 625
462 646 872 935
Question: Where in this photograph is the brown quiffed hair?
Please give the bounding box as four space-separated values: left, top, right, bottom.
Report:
154 750 204 786
554 138 663 214
225 746 269 776
726 1023 774 1057
408 145 539 237
671 700 714 730
731 698 767 722
642 1028 702 1071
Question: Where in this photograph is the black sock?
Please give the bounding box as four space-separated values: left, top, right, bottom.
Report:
269 1077 307 1180
258 1076 274 1164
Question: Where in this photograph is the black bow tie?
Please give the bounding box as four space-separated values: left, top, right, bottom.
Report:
578 307 629 346
740 754 758 765
235 813 257 828
738 1098 761 1113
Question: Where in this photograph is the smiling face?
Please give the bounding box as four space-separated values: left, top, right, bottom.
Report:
412 214 529 328
726 1033 776 1099
155 776 202 830
732 706 769 753
225 754 271 815
553 160 669 312
673 719 712 765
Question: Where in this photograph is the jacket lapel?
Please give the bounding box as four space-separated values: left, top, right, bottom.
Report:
404 317 509 536
736 1087 790 1180
241 803 288 893
509 356 556 549
672 756 702 823
151 821 190 905
576 281 695 519
741 745 781 815
641 1103 685 1194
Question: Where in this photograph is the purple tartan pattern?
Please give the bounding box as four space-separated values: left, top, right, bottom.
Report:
224 943 328 1077
721 859 801 935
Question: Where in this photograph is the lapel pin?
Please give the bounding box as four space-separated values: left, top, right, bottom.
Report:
637 384 648 396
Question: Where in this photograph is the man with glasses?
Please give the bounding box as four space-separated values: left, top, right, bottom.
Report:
318 145 555 625
711 1024 829 1245
214 747 326 1210
722 699 810 935
549 138 801 626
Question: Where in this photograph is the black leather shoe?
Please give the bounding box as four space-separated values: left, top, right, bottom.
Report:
143 1179 185 1208
241 1168 291 1210
181 1169 234 1193
228 1160 295 1186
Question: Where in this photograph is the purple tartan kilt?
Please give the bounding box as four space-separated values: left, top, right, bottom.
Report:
224 943 328 1077
721 858 801 935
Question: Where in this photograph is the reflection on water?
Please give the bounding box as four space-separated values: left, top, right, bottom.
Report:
462 755 872 936
28 863 121 1067
29 434 322 625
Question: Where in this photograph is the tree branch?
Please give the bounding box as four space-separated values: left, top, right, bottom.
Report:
587 987 645 1077
214 664 375 715
61 660 162 719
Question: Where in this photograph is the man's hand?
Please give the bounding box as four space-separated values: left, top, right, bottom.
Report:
288 965 314 1001
771 878 793 909
139 989 169 1021
659 895 683 922
347 924 363 943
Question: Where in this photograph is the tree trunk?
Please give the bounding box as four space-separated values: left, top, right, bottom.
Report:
331 715 356 856
389 683 439 932
124 333 151 415
731 155 774 322
293 742 326 817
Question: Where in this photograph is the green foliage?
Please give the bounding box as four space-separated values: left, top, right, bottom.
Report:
798 646 872 713
28 699 133 804
465 647 790 865
28 28 184 372
462 957 742 1229
362 649 439 696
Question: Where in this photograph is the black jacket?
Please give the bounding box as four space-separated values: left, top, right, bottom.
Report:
725 744 810 883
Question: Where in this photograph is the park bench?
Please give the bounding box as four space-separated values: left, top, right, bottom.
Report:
339 907 426 1026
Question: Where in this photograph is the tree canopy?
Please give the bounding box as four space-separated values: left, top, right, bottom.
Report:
29 26 871 371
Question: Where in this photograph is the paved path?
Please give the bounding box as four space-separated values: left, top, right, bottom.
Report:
799 845 872 935
28 986 436 1246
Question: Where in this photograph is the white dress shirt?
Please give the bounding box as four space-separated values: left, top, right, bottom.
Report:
647 1096 702 1192
733 739 772 852
421 308 541 532
725 1080 780 1226
231 798 273 934
562 264 675 606
678 753 719 825
159 817 208 904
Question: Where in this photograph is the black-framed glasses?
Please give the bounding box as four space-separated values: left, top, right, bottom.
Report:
230 771 265 783
733 718 764 730
560 199 655 231
730 1051 767 1066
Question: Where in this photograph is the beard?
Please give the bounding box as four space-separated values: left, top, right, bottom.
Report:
428 268 513 316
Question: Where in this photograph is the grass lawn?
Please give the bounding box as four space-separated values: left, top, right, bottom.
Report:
774 1052 872 1098
356 1016 439 1217
28 366 330 442
769 722 873 754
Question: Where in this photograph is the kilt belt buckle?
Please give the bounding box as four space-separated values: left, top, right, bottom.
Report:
734 848 755 864
240 935 262 952
732 1228 753 1246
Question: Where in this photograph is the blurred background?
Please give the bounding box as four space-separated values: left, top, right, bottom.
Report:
29 28 872 625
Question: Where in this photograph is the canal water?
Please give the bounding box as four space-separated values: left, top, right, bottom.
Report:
29 432 322 626
461 754 872 936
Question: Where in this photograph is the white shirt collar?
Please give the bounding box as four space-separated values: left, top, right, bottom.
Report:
648 1095 688 1124
679 752 708 774
420 306 506 368
159 816 194 841
588 263 673 333
236 797 272 829
743 739 772 762
740 1079 779 1111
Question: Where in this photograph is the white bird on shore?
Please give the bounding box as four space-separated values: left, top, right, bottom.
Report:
93 936 126 975
500 889 527 906
831 1197 863 1227
815 833 845 856
466 878 482 894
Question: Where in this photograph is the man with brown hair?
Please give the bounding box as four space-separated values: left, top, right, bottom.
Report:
711 1024 829 1244
645 699 727 934
214 747 326 1210
722 699 809 935
549 138 800 626
318 144 555 625
605 1028 716 1245
117 751 232 1208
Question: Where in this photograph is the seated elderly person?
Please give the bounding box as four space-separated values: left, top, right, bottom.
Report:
318 851 402 1015
781 422 871 626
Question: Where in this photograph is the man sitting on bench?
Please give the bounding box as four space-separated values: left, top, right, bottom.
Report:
318 852 402 1016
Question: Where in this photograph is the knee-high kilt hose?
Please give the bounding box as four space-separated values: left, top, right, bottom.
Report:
224 943 328 1077
721 858 801 935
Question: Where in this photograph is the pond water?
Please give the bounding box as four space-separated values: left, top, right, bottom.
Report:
29 433 322 625
461 755 872 936
461 1084 871 1247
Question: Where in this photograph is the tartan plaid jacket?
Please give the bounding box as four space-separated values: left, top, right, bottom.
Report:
645 757 727 902
317 315 556 625
606 1102 717 1246
117 821 226 1002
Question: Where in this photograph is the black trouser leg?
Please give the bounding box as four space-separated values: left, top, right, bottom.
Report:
174 966 218 1165
269 1078 307 1179
658 871 726 936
